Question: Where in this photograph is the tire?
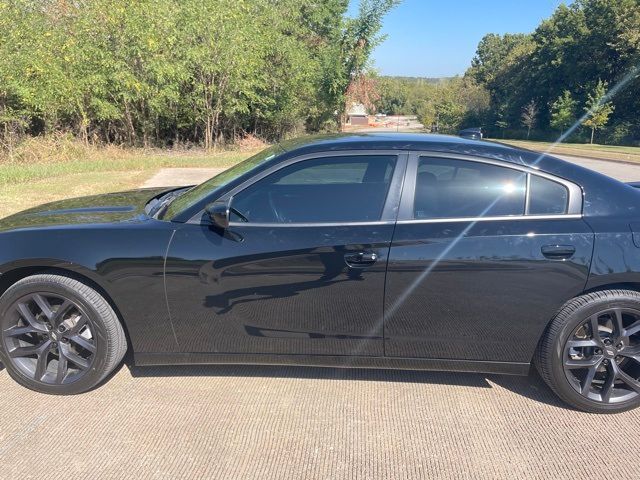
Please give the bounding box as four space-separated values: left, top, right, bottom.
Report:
535 289 640 413
0 274 127 394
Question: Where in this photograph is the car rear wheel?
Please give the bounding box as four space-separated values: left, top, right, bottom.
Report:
0 274 126 394
536 289 640 413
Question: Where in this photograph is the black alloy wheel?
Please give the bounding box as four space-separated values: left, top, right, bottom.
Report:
2 292 96 385
563 307 640 404
0 274 127 394
536 289 640 413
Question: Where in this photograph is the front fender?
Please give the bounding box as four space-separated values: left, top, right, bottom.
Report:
0 223 179 354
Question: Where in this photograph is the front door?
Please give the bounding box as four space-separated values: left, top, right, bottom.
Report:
165 152 406 356
384 154 594 363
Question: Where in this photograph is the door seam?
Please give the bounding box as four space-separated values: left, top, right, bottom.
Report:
382 152 410 357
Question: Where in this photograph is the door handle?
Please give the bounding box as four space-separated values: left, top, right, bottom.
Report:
344 251 378 267
541 244 576 260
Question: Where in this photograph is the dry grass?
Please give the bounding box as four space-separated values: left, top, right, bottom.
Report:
0 171 153 219
0 137 258 218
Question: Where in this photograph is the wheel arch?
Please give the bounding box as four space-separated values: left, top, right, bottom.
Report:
0 264 132 355
532 283 640 363
582 282 640 296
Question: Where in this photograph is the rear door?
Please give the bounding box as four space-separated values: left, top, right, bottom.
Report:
384 153 594 363
165 151 407 356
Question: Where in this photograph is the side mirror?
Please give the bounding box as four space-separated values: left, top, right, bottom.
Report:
205 198 231 229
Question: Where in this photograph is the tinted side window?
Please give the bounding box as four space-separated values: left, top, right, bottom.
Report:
528 175 569 215
231 155 396 223
414 157 526 219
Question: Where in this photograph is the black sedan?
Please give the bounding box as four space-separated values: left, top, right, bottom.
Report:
2 133 640 413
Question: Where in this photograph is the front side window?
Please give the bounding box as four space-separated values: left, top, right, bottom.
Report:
231 155 397 223
414 157 527 219
164 145 283 219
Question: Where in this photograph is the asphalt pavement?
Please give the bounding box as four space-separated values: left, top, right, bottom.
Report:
554 153 640 182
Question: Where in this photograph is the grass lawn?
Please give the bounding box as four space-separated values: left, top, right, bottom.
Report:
498 139 640 163
0 149 256 219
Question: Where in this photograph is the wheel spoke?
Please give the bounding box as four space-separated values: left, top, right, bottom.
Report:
33 344 53 381
33 294 54 321
4 325 39 337
619 345 640 363
61 347 90 370
601 363 617 403
9 340 51 358
581 365 599 395
612 308 625 338
67 316 88 336
16 303 47 333
51 300 72 325
588 315 605 346
617 370 640 394
567 339 599 348
55 353 68 383
565 355 603 369
624 320 640 338
67 334 96 353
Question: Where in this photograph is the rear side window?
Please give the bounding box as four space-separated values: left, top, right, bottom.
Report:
414 157 527 219
231 155 397 223
527 175 569 215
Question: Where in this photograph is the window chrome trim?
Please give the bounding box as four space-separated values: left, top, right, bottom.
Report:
227 220 396 228
524 173 532 214
397 214 583 225
398 151 583 222
188 150 408 225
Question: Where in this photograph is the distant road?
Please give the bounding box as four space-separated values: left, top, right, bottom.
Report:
346 127 640 182
551 154 640 182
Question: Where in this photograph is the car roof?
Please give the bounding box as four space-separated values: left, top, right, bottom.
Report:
277 133 532 166
275 133 640 216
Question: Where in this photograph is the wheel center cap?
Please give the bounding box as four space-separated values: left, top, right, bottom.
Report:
604 346 616 358
50 331 59 342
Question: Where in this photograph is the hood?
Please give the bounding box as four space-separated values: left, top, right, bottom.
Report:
0 187 171 232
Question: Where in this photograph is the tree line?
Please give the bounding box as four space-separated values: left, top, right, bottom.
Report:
0 0 397 152
374 0 639 145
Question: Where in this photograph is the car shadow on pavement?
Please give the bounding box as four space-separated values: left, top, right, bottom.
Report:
127 363 570 411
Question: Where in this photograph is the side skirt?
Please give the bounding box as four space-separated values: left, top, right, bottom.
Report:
134 353 531 376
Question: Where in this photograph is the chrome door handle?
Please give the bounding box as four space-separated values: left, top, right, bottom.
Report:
344 251 378 267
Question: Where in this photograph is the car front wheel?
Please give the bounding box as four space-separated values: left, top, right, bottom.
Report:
0 274 127 394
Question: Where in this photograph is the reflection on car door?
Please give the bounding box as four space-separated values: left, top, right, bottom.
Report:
384 154 595 364
165 152 407 356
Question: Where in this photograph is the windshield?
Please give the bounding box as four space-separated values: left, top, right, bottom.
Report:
163 144 283 219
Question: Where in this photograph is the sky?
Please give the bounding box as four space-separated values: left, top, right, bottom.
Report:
348 0 569 78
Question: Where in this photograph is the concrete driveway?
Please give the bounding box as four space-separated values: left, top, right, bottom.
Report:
1 153 640 479
1 363 639 479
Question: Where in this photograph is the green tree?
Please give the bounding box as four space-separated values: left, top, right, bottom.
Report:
582 79 615 144
550 90 578 136
323 0 399 129
467 0 640 144
494 105 509 139
521 100 538 139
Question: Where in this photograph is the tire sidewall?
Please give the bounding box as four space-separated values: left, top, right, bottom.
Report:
0 278 111 395
548 293 640 413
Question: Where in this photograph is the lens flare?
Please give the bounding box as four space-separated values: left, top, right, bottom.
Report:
348 64 640 359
